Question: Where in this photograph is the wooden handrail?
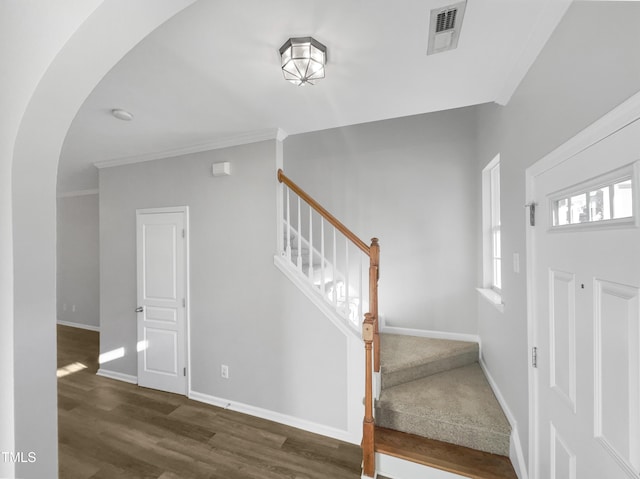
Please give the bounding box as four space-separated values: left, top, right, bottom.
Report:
277 169 370 255
277 168 380 477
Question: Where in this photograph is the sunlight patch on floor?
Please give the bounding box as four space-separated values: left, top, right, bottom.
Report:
57 361 88 378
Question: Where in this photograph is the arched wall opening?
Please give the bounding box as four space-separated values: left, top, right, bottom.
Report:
8 2 196 477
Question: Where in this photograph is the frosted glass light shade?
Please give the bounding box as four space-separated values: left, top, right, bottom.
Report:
279 37 327 86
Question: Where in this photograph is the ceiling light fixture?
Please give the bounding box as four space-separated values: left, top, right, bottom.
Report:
279 37 327 86
111 108 134 121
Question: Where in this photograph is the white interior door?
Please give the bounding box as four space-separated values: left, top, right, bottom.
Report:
136 207 188 395
531 119 640 479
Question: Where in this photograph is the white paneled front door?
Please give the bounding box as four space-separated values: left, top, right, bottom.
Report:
530 118 640 479
136 207 188 395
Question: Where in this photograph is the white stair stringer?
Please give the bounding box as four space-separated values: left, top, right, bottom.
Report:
280 226 365 326
274 254 361 340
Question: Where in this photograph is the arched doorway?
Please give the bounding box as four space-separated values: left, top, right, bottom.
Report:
6 3 195 477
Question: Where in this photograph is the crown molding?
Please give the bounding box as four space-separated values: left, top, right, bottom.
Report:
57 188 99 198
495 0 573 106
94 128 289 170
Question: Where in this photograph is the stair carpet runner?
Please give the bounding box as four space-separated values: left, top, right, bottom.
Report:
375 333 517 479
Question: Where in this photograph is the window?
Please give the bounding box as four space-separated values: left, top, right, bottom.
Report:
489 161 501 291
479 155 503 310
550 164 636 230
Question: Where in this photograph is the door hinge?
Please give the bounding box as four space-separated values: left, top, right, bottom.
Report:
182 229 185 238
182 298 186 307
532 346 538 368
525 202 536 226
183 367 186 377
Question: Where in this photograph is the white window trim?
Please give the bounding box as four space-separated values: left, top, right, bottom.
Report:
479 154 504 312
476 287 504 312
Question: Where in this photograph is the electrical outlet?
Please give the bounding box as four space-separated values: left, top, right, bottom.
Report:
221 364 229 379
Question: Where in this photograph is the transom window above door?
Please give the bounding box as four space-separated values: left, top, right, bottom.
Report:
550 163 638 230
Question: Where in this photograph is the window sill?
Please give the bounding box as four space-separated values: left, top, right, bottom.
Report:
477 288 504 313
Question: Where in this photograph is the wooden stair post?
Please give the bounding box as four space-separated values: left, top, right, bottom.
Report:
363 238 380 477
369 238 380 373
362 312 376 477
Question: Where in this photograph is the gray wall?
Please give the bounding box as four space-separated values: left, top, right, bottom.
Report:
475 1 640 468
99 140 349 430
284 108 478 333
57 194 100 328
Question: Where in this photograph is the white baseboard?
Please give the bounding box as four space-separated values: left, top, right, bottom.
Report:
479 358 528 479
376 453 466 478
379 324 479 344
96 368 137 384
189 389 360 445
57 320 100 332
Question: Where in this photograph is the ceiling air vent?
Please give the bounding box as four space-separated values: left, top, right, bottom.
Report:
436 9 457 32
427 1 467 55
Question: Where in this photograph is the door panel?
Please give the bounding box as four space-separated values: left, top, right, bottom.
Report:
143 223 178 300
548 269 576 412
550 423 576 479
594 280 640 474
143 328 179 375
136 208 188 395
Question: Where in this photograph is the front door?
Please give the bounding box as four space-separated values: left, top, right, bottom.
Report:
531 117 640 479
136 207 188 395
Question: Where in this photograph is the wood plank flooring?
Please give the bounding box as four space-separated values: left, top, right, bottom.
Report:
57 325 362 479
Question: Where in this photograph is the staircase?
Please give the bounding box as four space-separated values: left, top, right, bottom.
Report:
377 334 509 455
275 169 517 479
374 334 517 479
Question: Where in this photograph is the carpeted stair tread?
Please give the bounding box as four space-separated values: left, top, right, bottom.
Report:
376 363 510 456
380 334 479 389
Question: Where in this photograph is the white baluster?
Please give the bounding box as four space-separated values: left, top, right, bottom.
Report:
308 205 313 281
297 197 302 270
286 188 291 262
345 238 350 320
358 249 363 323
320 219 326 295
332 228 338 307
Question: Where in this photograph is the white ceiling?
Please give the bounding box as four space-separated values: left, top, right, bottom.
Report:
58 0 570 193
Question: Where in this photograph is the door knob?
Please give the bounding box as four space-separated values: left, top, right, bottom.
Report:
136 306 144 313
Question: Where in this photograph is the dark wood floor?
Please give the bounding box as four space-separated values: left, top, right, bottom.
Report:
57 325 362 479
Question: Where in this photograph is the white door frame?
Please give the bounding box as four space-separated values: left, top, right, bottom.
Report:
525 91 640 479
136 205 191 395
